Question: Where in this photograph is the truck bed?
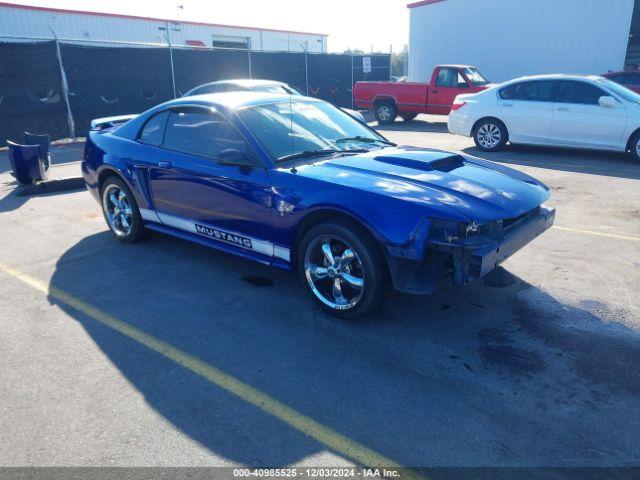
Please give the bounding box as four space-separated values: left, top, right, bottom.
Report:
354 81 429 112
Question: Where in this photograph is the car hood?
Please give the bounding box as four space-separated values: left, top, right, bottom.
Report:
289 147 550 221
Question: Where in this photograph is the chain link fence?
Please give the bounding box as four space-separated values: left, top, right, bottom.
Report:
0 37 391 146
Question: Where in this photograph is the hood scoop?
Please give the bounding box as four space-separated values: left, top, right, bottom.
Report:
373 150 465 173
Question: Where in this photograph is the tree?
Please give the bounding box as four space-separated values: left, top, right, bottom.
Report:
391 45 408 78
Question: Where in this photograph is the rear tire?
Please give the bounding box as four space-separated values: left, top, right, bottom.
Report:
630 131 640 162
297 222 386 319
100 176 145 243
374 102 397 125
473 119 508 152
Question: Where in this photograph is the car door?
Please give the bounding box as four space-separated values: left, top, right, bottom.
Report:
549 80 627 149
498 80 555 144
429 68 470 115
147 106 276 259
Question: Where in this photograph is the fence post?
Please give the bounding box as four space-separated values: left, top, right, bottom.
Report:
351 54 354 109
49 27 75 139
304 51 309 95
164 21 177 98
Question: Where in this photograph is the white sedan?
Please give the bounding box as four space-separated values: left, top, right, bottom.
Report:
448 74 640 161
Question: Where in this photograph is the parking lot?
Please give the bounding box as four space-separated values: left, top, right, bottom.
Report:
1 115 639 473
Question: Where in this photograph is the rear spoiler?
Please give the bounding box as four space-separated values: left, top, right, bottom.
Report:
90 114 138 131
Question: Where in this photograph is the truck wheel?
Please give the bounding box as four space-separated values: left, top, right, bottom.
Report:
473 119 508 152
374 102 397 125
298 222 386 319
401 113 417 122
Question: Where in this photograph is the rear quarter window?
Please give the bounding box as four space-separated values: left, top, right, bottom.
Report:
499 84 515 99
138 111 169 146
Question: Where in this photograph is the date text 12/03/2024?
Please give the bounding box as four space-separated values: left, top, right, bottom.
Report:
232 468 403 478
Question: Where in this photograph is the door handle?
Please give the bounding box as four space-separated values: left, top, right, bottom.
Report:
501 103 513 107
157 161 172 169
557 107 569 112
431 90 439 94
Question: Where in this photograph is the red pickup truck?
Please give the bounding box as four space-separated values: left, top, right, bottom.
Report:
354 64 492 124
601 70 640 94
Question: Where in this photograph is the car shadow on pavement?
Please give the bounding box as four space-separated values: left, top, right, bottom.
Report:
374 118 449 134
462 145 640 180
47 230 640 468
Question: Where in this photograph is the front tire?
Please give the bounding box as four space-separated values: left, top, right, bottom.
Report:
298 222 386 319
473 119 508 152
374 102 397 125
101 176 145 243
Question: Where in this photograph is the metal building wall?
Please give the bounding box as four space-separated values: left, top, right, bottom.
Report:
408 0 634 83
0 4 327 52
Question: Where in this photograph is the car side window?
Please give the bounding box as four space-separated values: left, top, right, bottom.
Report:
138 111 169 146
512 81 555 102
163 108 249 159
557 81 606 105
435 68 464 87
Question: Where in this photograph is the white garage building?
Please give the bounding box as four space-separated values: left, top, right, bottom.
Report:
408 0 636 83
0 2 327 52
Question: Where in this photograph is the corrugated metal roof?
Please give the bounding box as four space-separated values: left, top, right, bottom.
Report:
0 1 328 37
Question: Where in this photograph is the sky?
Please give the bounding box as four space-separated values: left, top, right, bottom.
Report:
6 0 411 52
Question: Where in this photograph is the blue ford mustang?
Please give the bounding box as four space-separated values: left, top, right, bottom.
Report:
82 92 555 318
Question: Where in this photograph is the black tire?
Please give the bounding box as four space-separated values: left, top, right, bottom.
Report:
473 118 508 152
100 176 145 243
630 131 640 162
374 101 397 125
297 221 386 319
400 112 417 122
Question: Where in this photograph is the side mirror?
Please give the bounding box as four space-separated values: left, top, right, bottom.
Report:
598 96 616 108
217 149 253 167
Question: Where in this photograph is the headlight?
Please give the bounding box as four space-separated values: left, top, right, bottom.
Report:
429 218 486 243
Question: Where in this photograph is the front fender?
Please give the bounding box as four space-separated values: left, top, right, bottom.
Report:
271 182 437 263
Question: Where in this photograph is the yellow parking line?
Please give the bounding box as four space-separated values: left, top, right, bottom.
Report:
552 226 640 243
0 261 423 479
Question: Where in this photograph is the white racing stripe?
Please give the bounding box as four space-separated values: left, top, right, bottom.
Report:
138 208 161 223
140 209 290 262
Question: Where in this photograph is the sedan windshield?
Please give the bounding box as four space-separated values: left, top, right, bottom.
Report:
465 68 490 86
598 78 640 103
237 100 391 161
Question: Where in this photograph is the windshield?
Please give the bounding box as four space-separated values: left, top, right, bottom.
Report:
465 68 490 86
598 78 640 103
237 100 389 161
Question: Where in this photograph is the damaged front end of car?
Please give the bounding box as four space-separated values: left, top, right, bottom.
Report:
387 206 556 294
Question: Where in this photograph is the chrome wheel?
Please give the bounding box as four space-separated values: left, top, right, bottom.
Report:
377 105 392 122
102 184 133 238
635 138 640 157
477 123 502 149
304 236 365 311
